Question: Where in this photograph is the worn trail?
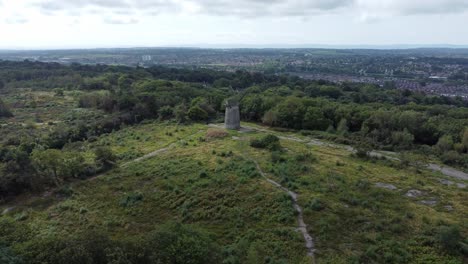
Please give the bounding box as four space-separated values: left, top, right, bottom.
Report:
241 125 467 182
252 159 315 262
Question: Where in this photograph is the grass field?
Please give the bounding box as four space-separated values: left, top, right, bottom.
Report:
1 120 466 263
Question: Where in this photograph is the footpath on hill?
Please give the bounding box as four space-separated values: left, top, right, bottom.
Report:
239 125 468 181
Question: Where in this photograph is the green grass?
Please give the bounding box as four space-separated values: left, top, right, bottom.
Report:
1 123 467 263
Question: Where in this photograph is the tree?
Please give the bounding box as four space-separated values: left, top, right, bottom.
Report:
94 147 116 171
174 103 188 123
0 99 13 118
32 149 87 186
31 149 65 187
461 127 468 151
187 105 208 121
391 129 414 149
337 118 349 136
158 106 174 120
303 107 331 131
274 97 306 129
319 86 343 99
117 75 134 92
435 135 454 153
262 110 277 126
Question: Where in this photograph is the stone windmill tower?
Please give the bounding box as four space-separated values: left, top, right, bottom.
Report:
224 98 241 130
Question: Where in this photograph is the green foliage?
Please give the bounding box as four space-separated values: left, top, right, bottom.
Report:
119 192 144 207
391 129 414 149
250 134 281 150
441 150 465 166
1 61 468 264
359 240 411 264
435 225 464 254
144 223 221 264
302 107 331 131
336 118 349 136
187 106 208 121
94 147 116 171
0 98 13 118
306 198 326 211
436 135 454 153
31 149 83 186
158 105 174 120
355 147 371 159
0 245 23 264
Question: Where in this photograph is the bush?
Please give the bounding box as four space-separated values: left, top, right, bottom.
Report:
187 106 208 121
0 99 13 118
436 225 463 253
355 147 371 159
158 105 174 120
307 198 326 211
441 151 464 166
119 192 144 207
144 223 222 264
95 147 116 171
0 246 23 264
250 134 281 151
270 151 286 163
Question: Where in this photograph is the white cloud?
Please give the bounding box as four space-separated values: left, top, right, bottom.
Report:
356 0 468 16
1 0 468 48
1 0 467 21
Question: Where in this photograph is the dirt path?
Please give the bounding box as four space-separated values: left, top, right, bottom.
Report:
121 145 173 167
252 159 316 262
240 125 467 182
122 130 205 167
426 164 468 181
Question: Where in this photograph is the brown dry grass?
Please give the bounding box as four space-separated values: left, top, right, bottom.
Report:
206 128 228 139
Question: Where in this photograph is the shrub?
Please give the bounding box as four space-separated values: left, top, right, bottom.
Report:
158 105 174 120
436 225 463 253
0 245 23 264
144 223 222 264
95 147 116 170
355 147 371 159
119 192 144 207
294 152 315 162
271 151 285 163
0 99 13 118
307 198 326 211
441 150 464 166
250 134 281 151
187 106 208 121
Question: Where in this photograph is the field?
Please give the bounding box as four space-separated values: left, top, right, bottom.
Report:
1 119 467 263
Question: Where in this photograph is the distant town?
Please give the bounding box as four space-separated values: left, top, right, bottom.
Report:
1 47 468 98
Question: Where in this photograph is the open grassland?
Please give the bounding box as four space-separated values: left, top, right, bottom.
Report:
1 122 467 263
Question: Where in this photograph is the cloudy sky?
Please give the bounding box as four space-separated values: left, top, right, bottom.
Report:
1 0 468 49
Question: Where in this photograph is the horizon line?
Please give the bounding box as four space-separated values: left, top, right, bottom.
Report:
2 43 468 51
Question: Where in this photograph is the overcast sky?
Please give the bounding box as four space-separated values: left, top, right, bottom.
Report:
1 0 468 49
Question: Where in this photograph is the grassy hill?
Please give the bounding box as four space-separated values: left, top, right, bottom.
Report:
0 62 467 263
1 121 466 263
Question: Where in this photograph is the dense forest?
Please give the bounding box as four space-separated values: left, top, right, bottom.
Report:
0 61 468 263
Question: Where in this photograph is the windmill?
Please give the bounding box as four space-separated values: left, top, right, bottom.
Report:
224 89 249 130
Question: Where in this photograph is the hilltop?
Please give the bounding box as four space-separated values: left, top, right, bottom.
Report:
0 61 467 263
